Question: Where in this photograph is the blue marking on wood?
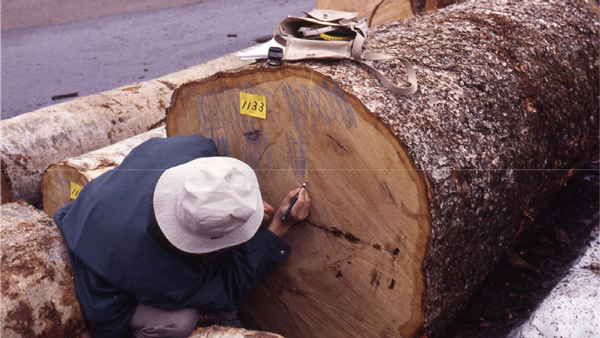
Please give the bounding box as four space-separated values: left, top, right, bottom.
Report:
191 75 358 180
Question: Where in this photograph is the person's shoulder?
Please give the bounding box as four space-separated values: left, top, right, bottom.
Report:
133 134 216 155
118 134 219 170
53 201 73 227
149 134 215 148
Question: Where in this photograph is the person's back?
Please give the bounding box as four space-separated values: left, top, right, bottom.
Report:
54 134 311 338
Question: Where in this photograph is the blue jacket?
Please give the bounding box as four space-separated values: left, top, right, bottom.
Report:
54 134 291 338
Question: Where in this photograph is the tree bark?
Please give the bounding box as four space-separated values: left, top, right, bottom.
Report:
1 53 251 207
0 82 167 207
41 126 166 218
314 0 461 26
1 202 89 338
165 1 599 337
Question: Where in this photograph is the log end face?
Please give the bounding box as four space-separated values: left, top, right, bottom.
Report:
167 65 431 338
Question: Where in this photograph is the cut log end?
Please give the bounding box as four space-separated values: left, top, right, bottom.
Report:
41 163 103 218
167 66 431 337
41 126 167 218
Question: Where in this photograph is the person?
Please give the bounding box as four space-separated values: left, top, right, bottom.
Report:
54 134 311 338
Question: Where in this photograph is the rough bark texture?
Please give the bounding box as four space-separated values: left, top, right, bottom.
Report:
0 53 251 207
315 0 462 26
336 2 599 335
41 126 166 218
166 1 599 337
1 202 89 338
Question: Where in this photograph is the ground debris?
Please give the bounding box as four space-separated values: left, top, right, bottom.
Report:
504 252 540 275
440 156 599 338
51 92 79 100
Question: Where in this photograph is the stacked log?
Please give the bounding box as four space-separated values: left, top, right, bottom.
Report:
315 0 416 26
165 0 599 337
1 53 251 207
315 0 461 26
0 82 167 207
1 202 89 337
41 126 166 218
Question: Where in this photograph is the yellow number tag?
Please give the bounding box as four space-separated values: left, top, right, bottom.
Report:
240 92 266 119
70 182 83 200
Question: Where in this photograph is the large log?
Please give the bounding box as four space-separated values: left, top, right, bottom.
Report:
41 126 166 218
314 0 460 26
0 53 251 207
0 202 288 338
165 1 599 337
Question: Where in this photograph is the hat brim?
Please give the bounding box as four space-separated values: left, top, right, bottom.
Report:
153 157 264 254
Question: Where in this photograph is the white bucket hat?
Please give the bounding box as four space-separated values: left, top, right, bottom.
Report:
153 157 264 254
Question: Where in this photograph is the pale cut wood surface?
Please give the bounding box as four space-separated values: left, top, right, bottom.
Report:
166 1 599 337
167 67 431 337
41 126 166 218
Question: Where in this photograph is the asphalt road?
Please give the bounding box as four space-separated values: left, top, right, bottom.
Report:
1 0 316 119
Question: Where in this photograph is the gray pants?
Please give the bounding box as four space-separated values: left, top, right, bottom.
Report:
129 304 198 338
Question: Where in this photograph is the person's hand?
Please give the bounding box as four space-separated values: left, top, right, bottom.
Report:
262 201 275 222
268 187 311 238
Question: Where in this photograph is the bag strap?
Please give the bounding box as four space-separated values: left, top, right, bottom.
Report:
350 23 418 96
355 52 418 96
274 11 419 96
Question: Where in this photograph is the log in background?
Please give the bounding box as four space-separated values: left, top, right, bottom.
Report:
166 0 599 337
0 53 251 207
41 126 166 218
0 82 168 207
315 0 460 26
1 202 89 337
